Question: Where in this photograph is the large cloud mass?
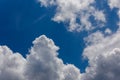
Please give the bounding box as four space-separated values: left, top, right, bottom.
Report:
83 30 120 61
83 29 120 80
24 35 81 80
1 34 120 80
0 35 81 80
83 48 120 80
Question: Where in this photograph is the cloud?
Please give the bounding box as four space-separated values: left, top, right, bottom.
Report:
38 0 106 32
1 0 120 80
0 35 81 80
108 0 120 9
1 34 120 80
24 35 81 80
82 48 120 80
0 46 26 80
83 30 120 61
82 28 120 80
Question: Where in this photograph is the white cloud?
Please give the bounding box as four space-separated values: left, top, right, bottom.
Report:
82 48 120 80
82 28 120 79
0 46 26 80
105 28 112 34
38 0 106 32
108 0 120 9
83 30 120 61
1 0 120 80
0 35 81 80
81 2 120 74
25 35 82 80
1 34 120 80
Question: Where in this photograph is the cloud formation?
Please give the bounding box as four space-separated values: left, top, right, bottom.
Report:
0 35 81 80
82 48 120 80
0 46 26 80
83 30 120 61
83 28 120 80
24 35 81 80
1 34 120 80
39 0 106 32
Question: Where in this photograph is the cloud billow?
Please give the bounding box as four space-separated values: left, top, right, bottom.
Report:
0 34 120 80
0 35 81 80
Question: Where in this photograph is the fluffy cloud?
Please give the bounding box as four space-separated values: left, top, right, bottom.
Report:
82 28 120 80
39 0 106 32
83 30 120 61
1 0 120 80
24 35 81 80
82 48 120 80
1 33 120 80
0 46 26 80
0 35 81 80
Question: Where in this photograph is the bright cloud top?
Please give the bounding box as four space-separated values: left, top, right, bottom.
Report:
39 0 106 32
1 34 120 80
0 35 81 80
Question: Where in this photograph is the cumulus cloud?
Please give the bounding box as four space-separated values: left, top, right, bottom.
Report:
82 48 120 80
83 30 120 61
0 46 26 80
82 28 120 79
38 0 106 32
24 35 82 80
1 34 120 80
0 35 81 80
1 0 120 80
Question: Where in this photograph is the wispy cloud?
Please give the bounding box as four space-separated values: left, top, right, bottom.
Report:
32 14 46 24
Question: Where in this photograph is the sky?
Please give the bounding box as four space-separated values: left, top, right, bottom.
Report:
0 0 120 80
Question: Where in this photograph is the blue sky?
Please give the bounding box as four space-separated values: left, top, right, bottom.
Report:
0 0 88 71
0 0 120 80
